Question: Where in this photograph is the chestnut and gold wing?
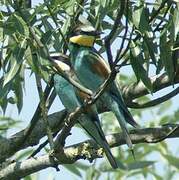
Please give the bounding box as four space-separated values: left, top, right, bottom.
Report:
84 50 138 128
85 51 111 79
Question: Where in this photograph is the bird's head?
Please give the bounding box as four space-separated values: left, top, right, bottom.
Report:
69 24 101 47
50 53 70 72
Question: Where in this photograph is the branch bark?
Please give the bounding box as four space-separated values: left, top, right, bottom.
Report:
123 72 179 105
1 123 179 179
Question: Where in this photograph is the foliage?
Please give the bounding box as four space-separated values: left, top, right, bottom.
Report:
0 0 179 179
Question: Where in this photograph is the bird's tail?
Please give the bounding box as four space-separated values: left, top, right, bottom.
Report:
79 116 118 169
93 120 118 169
113 108 133 151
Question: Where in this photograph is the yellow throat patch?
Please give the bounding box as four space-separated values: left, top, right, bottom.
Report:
69 35 95 47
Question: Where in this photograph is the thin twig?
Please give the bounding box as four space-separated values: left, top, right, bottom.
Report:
114 0 129 65
54 107 82 149
43 0 68 49
28 131 59 159
128 87 179 109
132 0 169 42
117 26 134 68
35 75 54 150
104 1 126 67
153 4 171 32
149 0 169 23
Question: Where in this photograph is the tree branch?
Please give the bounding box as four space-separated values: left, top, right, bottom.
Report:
123 72 179 103
128 86 179 109
1 123 179 179
149 0 169 23
35 74 54 150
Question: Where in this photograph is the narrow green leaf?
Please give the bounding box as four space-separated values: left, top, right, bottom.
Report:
0 77 10 99
162 154 179 169
99 159 126 171
23 176 32 180
41 30 53 45
156 57 164 74
107 0 121 12
63 164 82 177
74 162 90 170
25 47 38 73
0 116 21 130
173 4 179 41
160 31 174 80
149 170 164 180
157 100 172 115
133 3 152 34
159 115 171 125
13 77 23 114
13 14 29 36
127 161 155 170
3 40 26 86
130 41 153 91
16 149 34 160
101 20 113 30
139 7 151 34
3 56 21 86
41 17 54 31
143 35 157 66
0 27 3 41
4 14 29 36
132 3 143 29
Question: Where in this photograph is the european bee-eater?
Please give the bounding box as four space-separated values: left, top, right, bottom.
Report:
52 58 118 169
68 25 138 151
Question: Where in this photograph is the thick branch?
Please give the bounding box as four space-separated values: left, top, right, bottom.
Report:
123 72 179 104
1 123 179 179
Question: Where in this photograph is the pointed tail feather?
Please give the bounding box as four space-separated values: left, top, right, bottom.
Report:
122 124 136 160
78 116 118 169
124 110 139 128
101 137 118 169
93 120 118 169
113 107 134 154
110 86 139 128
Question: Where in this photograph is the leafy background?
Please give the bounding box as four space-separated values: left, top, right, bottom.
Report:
0 0 179 179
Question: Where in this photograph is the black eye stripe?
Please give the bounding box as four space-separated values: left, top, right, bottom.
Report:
70 30 98 37
81 31 94 35
70 31 81 36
